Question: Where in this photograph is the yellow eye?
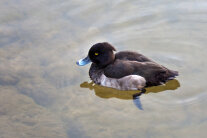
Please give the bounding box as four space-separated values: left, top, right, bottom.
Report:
95 52 99 56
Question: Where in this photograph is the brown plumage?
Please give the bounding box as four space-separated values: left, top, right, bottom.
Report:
104 51 178 86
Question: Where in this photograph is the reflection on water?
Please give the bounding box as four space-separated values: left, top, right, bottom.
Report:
80 79 180 100
81 79 180 110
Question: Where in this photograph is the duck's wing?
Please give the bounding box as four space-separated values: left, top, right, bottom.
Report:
115 51 153 62
104 60 178 86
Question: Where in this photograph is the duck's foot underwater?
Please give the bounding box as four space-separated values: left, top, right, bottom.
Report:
132 88 146 110
133 88 146 98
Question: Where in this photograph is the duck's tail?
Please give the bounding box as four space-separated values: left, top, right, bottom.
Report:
155 69 179 86
167 70 179 80
146 69 178 87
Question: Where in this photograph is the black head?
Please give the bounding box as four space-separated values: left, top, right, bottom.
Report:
88 42 116 68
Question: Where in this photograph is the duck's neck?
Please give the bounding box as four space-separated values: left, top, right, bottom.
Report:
89 63 104 84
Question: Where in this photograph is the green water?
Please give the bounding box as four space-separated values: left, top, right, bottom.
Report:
0 0 207 138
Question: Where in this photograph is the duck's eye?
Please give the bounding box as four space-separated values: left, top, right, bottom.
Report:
94 52 99 56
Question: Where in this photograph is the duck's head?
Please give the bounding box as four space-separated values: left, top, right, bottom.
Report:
77 42 116 68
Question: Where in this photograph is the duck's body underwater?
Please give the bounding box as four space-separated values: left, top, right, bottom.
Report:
77 42 178 91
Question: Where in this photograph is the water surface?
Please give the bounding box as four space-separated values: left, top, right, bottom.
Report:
0 0 207 138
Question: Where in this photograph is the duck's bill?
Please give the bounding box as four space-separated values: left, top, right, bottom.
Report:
76 56 91 66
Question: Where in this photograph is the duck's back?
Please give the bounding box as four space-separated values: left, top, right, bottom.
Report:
115 51 153 62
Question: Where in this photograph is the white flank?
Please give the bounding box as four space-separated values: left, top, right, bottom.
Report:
100 74 146 91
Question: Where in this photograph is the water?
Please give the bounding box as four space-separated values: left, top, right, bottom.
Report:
0 0 207 137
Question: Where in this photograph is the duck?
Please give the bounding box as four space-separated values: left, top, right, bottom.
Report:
76 42 178 91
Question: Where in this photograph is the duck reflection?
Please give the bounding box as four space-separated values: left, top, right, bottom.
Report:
80 79 180 110
80 79 180 99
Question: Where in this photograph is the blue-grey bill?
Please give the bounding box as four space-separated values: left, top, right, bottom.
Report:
76 56 91 66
